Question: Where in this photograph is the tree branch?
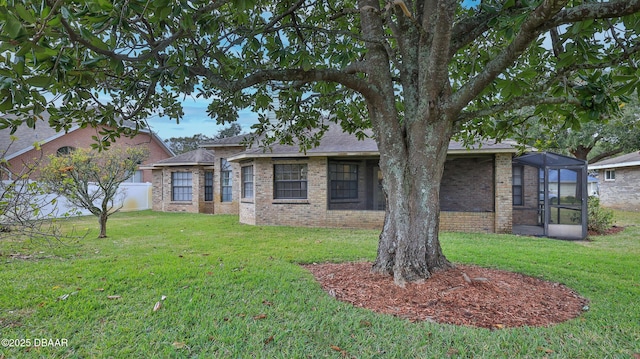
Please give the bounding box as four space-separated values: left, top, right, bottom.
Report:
456 95 580 124
422 0 457 102
546 0 640 27
589 148 624 163
448 0 569 114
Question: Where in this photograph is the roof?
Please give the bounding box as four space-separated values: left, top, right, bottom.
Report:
1 112 174 160
0 118 62 160
144 148 215 167
199 134 252 148
513 152 586 168
589 151 640 170
227 123 519 161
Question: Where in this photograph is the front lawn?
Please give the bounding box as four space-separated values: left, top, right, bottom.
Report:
0 211 638 358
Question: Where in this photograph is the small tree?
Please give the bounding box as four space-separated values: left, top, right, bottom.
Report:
587 197 614 235
40 147 149 238
1 139 82 242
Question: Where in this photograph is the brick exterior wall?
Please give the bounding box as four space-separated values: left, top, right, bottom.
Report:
441 156 494 212
494 153 513 233
597 167 640 210
512 165 540 226
237 154 514 234
212 147 244 215
152 166 213 213
150 146 246 215
441 212 495 233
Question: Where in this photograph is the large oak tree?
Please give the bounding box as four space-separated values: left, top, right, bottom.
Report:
2 0 640 284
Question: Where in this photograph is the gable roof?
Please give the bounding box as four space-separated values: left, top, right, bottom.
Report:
226 123 519 161
144 148 215 167
589 151 640 170
1 112 174 160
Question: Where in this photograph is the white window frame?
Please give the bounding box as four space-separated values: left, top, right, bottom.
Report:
604 169 616 181
171 171 193 201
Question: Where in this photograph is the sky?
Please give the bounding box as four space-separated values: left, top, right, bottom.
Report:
145 97 258 140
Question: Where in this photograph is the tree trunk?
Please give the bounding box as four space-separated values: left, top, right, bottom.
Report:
371 112 454 286
98 212 108 238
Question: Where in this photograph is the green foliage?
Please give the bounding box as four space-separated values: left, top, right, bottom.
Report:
3 0 637 149
0 211 638 357
537 97 640 162
214 122 243 139
164 133 213 154
587 196 614 235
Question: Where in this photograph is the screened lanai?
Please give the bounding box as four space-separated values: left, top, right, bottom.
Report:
512 152 588 240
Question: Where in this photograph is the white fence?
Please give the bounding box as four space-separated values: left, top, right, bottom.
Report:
2 181 152 219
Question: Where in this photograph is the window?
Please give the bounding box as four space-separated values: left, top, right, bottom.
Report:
204 171 213 201
124 170 143 183
172 172 192 201
274 164 307 199
512 166 523 205
221 159 232 202
605 170 616 181
241 166 254 199
329 162 358 200
56 146 76 156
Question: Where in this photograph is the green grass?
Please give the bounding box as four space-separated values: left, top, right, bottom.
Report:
1 210 639 358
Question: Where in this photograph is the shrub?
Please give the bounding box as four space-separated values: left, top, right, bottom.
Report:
588 196 614 234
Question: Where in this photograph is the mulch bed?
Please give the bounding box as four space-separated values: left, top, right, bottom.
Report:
303 262 588 329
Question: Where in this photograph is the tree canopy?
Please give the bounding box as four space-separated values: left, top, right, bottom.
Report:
164 133 213 154
164 123 242 154
2 0 640 283
517 97 640 163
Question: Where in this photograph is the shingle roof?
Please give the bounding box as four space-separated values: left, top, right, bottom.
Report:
589 151 640 170
227 123 519 161
0 118 62 159
148 148 215 166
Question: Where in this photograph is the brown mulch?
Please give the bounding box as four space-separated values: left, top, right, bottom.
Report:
303 262 588 329
589 225 625 236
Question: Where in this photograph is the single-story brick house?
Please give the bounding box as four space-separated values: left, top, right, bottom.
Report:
149 124 573 235
589 151 640 210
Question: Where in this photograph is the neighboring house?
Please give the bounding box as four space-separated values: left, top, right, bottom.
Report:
589 151 640 210
0 114 174 182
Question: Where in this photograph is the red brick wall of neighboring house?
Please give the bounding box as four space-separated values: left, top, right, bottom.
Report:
6 126 172 182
